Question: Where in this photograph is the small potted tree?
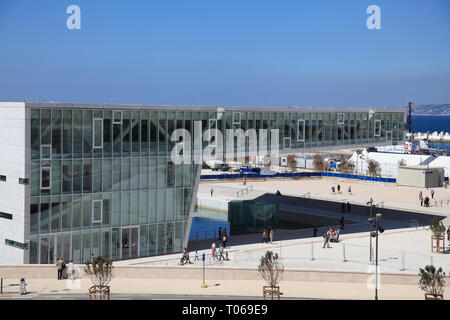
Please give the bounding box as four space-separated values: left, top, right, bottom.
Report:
258 250 284 300
418 265 445 300
84 256 114 300
429 218 446 253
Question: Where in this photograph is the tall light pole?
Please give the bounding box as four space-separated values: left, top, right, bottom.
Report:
370 213 384 300
367 198 374 263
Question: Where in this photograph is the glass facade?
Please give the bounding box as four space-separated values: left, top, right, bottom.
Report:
28 105 404 264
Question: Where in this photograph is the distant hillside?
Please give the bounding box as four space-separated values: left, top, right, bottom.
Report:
413 104 450 115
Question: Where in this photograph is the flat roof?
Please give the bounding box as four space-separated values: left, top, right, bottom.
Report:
23 102 406 114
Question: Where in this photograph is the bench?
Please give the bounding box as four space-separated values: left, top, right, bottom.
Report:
263 286 282 300
88 285 110 300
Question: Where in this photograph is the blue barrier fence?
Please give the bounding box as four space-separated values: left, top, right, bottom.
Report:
201 171 396 183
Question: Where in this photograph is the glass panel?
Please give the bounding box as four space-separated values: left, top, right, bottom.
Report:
83 110 92 157
83 160 92 193
61 198 71 231
41 109 51 145
29 235 39 264
131 158 140 191
166 223 174 254
149 224 157 256
158 158 166 188
30 203 39 234
40 201 50 233
157 223 166 255
72 160 82 193
62 161 72 194
93 118 103 148
71 232 81 264
149 190 157 223
112 228 120 260
31 161 40 196
140 158 149 190
102 194 111 226
131 227 139 259
93 200 102 223
82 230 92 264
83 194 92 227
121 228 130 260
166 189 175 222
40 237 49 264
31 109 40 160
103 159 112 192
73 110 82 158
149 158 157 189
122 111 131 156
130 192 139 225
57 233 71 263
112 158 121 191
72 195 82 229
92 230 101 258
122 158 130 191
93 159 102 193
41 167 51 189
51 160 61 195
139 191 148 224
140 225 148 257
102 231 111 259
112 192 121 227
157 189 166 222
103 111 112 157
51 201 61 232
121 192 130 226
52 109 62 158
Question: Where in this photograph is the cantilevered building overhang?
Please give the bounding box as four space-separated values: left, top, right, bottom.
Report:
0 102 406 264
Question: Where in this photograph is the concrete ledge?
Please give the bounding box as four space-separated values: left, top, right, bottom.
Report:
1 265 449 286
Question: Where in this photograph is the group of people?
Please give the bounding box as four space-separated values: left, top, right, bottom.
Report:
211 241 228 261
261 229 274 244
419 189 434 207
56 257 75 280
323 227 341 248
180 248 193 265
331 184 352 195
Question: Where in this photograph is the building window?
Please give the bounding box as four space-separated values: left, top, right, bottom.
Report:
0 212 13 220
19 178 29 185
337 113 344 125
41 167 51 190
386 131 392 142
5 239 25 250
41 144 52 159
233 112 241 125
93 118 104 148
92 200 102 223
297 120 305 141
374 119 381 137
0 175 6 182
113 111 122 124
284 137 291 149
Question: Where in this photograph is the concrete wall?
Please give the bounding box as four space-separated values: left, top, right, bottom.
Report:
0 102 29 264
1 264 449 287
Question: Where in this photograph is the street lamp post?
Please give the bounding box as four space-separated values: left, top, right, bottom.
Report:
370 213 383 300
367 198 374 263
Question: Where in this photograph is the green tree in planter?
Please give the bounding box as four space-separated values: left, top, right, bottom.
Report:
367 159 381 177
418 265 446 299
429 218 446 237
313 154 324 172
258 251 284 295
84 256 114 289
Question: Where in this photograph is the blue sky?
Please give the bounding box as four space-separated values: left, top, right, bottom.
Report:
0 0 449 107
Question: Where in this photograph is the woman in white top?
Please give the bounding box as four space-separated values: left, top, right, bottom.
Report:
68 260 75 280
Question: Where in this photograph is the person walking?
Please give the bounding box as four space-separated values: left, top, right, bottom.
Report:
218 227 222 241
419 190 422 200
322 230 330 248
348 186 352 194
431 189 435 199
447 226 450 246
90 253 95 264
337 184 341 193
68 259 74 280
194 250 199 261
222 234 228 248
331 186 335 194
340 216 345 230
262 230 267 244
346 201 351 212
269 229 274 243
56 257 64 280
210 187 214 197
420 195 423 207
211 242 216 259
243 176 247 186
218 244 225 261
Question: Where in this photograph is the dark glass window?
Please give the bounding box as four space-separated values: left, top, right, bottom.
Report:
0 175 6 182
52 110 62 156
0 212 12 220
41 168 51 189
63 110 72 157
19 178 29 185
83 162 92 193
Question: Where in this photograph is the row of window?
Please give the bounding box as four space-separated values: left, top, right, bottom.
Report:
30 188 194 233
0 175 29 185
31 159 198 196
30 108 404 160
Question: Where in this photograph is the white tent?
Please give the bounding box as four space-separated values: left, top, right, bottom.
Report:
427 156 450 178
348 150 432 177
